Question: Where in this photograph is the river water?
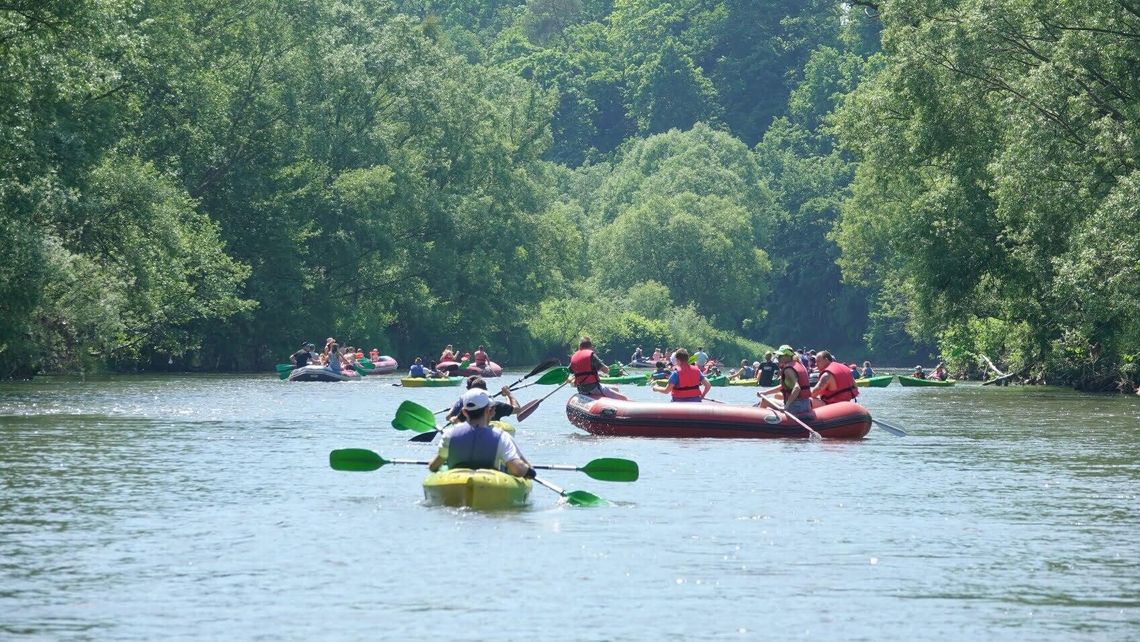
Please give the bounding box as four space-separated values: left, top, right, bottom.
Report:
1 371 1138 640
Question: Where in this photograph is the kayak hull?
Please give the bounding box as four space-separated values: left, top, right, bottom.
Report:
287 365 359 382
599 373 649 385
728 378 758 386
565 394 871 439
856 375 894 387
422 468 532 509
897 375 955 387
401 376 464 387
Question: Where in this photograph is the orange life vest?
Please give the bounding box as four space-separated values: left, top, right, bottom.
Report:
570 349 600 387
820 361 859 403
671 362 704 400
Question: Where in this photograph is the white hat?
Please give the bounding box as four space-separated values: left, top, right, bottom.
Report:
752 361 760 369
460 389 491 411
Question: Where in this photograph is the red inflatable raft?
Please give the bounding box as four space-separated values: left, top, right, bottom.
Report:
565 394 871 439
437 360 503 378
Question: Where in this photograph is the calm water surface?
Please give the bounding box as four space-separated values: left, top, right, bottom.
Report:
2 372 1138 640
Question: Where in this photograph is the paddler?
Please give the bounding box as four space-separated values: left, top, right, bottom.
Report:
445 376 520 424
429 389 536 478
654 348 711 402
757 345 812 415
730 359 754 381
439 344 456 363
568 336 629 400
810 350 860 405
291 342 316 368
473 345 489 368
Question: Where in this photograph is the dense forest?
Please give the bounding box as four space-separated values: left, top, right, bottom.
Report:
1 0 1137 391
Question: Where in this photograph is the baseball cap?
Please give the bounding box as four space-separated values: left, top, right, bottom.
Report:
777 344 795 357
460 389 491 410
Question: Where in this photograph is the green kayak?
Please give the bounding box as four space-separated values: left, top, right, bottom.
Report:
706 374 727 387
856 375 894 387
897 375 955 387
599 373 649 385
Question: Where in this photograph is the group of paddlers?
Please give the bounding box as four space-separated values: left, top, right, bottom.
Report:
290 338 381 374
573 339 872 415
407 344 492 378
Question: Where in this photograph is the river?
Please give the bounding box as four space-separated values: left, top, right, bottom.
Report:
1 371 1138 640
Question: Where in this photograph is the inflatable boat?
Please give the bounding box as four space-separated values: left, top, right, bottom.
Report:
361 355 398 375
437 360 504 378
565 394 871 439
287 365 360 382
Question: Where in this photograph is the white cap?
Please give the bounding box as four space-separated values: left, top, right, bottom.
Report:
460 389 491 411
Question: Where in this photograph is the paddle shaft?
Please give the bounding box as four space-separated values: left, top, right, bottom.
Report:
428 359 560 414
516 381 569 421
761 393 822 440
872 418 907 437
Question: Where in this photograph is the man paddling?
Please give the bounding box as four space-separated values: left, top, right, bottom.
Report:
444 376 520 424
429 389 535 478
654 348 712 402
810 350 860 405
758 345 812 415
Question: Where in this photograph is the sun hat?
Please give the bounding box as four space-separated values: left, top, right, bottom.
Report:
460 389 491 411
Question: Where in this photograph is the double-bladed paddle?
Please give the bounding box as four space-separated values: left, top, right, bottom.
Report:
515 380 570 421
276 363 294 380
329 448 637 482
531 476 607 507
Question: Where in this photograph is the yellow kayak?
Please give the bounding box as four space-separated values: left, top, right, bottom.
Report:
728 378 758 386
421 468 532 509
401 376 464 387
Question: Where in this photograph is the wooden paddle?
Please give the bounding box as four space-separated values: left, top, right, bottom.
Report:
760 393 822 441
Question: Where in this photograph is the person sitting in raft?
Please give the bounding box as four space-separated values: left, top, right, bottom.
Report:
427 360 449 378
650 361 670 381
291 342 316 368
860 361 875 378
630 346 644 364
758 345 813 415
439 344 456 363
654 348 712 402
731 359 754 381
810 350 860 405
931 363 949 381
445 376 520 424
326 342 350 373
651 347 664 361
369 348 380 362
473 345 489 368
849 363 860 379
912 365 926 379
408 357 430 378
569 336 629 400
429 389 535 479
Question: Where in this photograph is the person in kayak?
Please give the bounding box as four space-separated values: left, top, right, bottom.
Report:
860 361 875 378
730 359 755 381
654 348 711 402
912 365 926 379
291 342 316 368
429 389 536 479
408 357 430 378
810 350 860 404
758 345 812 415
931 363 949 381
445 376 520 423
650 361 670 380
756 351 779 387
569 336 628 400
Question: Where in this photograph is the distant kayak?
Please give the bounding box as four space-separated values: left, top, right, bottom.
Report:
727 378 758 386
599 373 649 385
401 376 464 387
898 375 955 387
856 375 894 387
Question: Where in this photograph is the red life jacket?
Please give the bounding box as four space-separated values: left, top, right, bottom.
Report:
671 363 704 400
820 361 859 403
780 360 811 404
570 349 600 387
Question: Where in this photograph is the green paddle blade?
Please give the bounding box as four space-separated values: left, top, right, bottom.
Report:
581 458 639 482
276 363 294 372
535 367 570 385
329 448 384 471
564 490 606 507
393 400 440 433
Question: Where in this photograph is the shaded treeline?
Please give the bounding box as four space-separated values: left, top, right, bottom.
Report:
1 0 1136 390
